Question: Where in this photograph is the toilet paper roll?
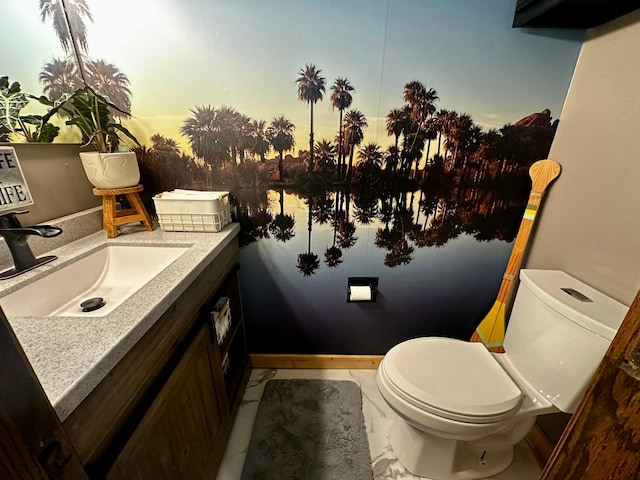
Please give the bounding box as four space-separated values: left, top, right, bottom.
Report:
350 285 372 301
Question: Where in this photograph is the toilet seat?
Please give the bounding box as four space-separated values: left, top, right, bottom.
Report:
381 338 523 424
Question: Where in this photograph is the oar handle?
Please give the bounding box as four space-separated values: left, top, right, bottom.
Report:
529 159 561 197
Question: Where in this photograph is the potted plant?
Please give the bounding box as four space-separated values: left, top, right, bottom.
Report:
54 85 142 189
0 76 60 143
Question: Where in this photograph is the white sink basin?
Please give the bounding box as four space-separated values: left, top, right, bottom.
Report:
0 245 189 317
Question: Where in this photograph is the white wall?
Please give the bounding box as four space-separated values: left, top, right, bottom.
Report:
525 10 640 306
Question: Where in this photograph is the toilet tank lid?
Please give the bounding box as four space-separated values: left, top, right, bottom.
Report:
519 270 629 341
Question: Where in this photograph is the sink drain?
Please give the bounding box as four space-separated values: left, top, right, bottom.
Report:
80 297 106 312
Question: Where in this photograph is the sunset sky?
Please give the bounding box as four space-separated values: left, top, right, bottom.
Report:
4 0 583 156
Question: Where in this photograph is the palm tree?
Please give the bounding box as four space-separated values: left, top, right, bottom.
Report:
355 143 383 184
385 145 400 172
358 143 384 169
460 124 483 170
39 58 82 101
150 133 180 156
386 108 406 150
441 110 460 166
470 128 501 181
499 124 532 172
295 64 326 173
433 109 450 158
141 134 199 190
330 78 354 177
266 116 295 182
180 105 223 186
237 114 254 163
216 106 241 165
385 108 408 172
403 81 438 175
247 119 270 161
403 81 438 125
85 59 132 114
444 112 473 168
420 117 438 175
343 109 367 181
314 139 337 178
39 0 93 55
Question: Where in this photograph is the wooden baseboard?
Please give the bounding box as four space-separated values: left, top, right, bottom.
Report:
249 354 383 369
526 424 555 469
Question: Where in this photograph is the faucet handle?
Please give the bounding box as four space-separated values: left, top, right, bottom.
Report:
0 210 29 223
0 211 28 228
0 225 62 237
0 210 29 216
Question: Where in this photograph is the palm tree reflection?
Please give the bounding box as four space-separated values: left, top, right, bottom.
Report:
311 193 334 225
237 164 531 276
268 189 296 242
352 192 379 225
236 190 271 247
253 211 273 240
324 246 343 268
374 193 416 267
385 239 414 267
297 198 320 276
334 189 358 250
324 193 344 268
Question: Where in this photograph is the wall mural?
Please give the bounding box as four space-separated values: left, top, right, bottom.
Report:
4 0 582 354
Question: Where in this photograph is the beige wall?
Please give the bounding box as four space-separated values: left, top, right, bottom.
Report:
524 10 640 307
1 143 101 226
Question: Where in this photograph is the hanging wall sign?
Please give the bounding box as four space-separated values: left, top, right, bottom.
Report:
0 146 34 212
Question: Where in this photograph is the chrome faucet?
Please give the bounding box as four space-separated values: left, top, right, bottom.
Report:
0 211 62 280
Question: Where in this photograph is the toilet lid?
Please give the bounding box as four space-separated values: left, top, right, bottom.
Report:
383 337 523 420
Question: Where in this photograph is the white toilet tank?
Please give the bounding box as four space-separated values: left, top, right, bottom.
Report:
503 269 628 413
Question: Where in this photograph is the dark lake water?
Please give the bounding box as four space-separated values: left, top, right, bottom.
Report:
237 187 521 354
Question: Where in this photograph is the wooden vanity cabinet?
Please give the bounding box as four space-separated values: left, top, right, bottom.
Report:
105 324 226 479
62 238 251 479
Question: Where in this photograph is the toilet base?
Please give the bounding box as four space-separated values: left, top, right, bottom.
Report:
390 419 514 480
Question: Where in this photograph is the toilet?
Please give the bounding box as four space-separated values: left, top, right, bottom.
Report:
377 269 629 480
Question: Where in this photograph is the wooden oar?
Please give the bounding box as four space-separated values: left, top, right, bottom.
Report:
470 159 561 353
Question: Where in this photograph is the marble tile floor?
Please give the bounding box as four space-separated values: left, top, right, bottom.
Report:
216 368 542 480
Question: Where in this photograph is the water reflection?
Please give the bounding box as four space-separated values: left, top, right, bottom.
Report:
236 168 529 274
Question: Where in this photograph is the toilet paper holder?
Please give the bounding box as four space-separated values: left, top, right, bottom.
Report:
347 276 378 302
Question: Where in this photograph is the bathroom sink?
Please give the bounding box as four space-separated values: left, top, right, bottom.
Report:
0 245 189 317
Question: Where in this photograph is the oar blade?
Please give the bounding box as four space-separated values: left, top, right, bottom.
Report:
472 300 507 352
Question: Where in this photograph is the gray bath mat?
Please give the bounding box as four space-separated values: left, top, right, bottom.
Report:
241 379 373 480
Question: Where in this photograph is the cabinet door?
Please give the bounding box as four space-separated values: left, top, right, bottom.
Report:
106 325 228 480
0 308 88 480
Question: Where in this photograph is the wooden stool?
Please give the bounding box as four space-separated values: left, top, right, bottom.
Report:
93 184 153 238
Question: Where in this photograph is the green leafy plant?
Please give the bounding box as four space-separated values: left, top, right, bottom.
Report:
0 76 60 142
52 85 140 153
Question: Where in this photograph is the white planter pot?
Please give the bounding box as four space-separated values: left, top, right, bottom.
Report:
79 151 140 189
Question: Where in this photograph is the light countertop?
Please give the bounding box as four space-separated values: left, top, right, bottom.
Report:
0 222 240 421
